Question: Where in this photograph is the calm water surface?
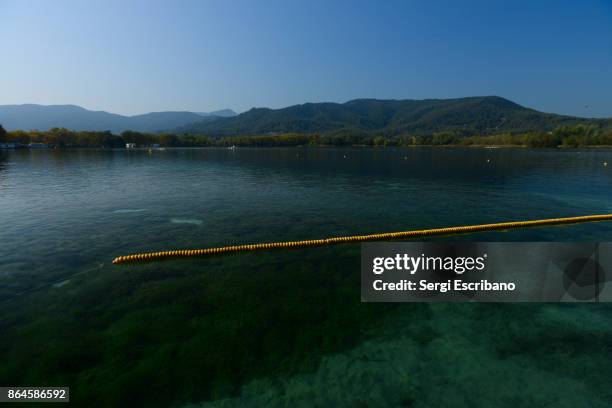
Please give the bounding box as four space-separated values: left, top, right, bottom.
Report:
1 147 611 406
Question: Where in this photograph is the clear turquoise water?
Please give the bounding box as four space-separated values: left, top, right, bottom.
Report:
1 147 611 406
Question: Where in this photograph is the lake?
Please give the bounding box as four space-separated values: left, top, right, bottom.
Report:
1 147 612 407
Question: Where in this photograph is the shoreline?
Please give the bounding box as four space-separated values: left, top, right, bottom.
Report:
3 144 612 150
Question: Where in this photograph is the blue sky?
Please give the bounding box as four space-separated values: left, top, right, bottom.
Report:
1 0 611 116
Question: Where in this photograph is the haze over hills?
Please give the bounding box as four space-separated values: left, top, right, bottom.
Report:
176 96 612 137
1 97 610 137
196 109 238 118
0 104 236 133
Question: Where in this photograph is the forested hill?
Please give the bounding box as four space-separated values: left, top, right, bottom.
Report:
175 96 611 137
2 98 610 137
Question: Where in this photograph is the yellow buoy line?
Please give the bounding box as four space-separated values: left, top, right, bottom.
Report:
112 214 612 265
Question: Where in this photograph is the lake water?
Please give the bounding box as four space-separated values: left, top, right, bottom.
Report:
1 147 612 407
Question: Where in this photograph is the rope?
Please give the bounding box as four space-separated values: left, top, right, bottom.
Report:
112 214 612 265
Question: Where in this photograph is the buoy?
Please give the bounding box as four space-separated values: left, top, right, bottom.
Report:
112 214 612 265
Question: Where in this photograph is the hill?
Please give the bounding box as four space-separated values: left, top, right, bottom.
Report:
3 98 610 137
175 96 611 137
196 109 237 118
0 104 234 133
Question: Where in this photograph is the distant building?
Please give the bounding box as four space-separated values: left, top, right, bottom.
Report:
29 143 48 149
126 143 136 149
151 144 160 148
0 143 16 149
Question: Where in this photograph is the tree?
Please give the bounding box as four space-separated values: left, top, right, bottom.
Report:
432 131 459 145
0 124 7 143
373 136 387 146
158 133 179 147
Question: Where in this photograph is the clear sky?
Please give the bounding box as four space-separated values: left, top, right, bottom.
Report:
1 0 611 117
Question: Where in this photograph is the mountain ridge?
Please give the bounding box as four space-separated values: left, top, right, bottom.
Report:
0 104 236 133
175 96 611 137
2 97 610 137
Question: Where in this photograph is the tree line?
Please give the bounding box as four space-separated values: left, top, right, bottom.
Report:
1 124 611 148
0 127 212 148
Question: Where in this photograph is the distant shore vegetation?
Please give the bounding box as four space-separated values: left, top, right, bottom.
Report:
1 124 612 149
